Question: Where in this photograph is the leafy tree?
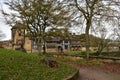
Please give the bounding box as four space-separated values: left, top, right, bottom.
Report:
1 0 71 54
47 27 71 40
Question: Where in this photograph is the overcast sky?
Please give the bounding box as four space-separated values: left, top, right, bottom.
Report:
0 0 119 41
0 0 79 41
0 0 11 41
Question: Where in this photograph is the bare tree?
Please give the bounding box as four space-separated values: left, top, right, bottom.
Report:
93 27 111 56
63 0 120 60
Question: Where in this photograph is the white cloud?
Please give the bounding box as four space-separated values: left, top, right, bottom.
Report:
0 0 11 41
0 21 11 41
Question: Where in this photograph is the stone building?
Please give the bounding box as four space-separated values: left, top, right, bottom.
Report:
11 23 32 53
0 40 12 49
11 22 89 53
11 23 71 53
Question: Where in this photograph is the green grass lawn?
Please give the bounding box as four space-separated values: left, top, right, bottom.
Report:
63 51 85 56
62 50 96 56
0 48 76 80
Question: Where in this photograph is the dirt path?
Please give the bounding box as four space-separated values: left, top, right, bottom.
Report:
67 62 120 80
77 67 120 80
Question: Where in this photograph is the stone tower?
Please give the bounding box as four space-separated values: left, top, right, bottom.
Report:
11 22 25 51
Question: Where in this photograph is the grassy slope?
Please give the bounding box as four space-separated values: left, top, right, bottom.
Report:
0 48 76 80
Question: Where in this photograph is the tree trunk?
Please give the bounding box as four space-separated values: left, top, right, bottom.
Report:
37 38 42 55
38 44 42 55
43 40 46 54
85 20 91 60
31 38 33 53
42 27 46 54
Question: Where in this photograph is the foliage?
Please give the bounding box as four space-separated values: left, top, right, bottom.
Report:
77 34 108 47
0 48 76 80
1 0 71 54
46 27 71 40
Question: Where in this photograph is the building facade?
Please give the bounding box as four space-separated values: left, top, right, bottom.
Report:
11 23 71 53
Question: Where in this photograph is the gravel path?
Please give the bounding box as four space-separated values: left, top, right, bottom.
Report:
77 67 120 80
